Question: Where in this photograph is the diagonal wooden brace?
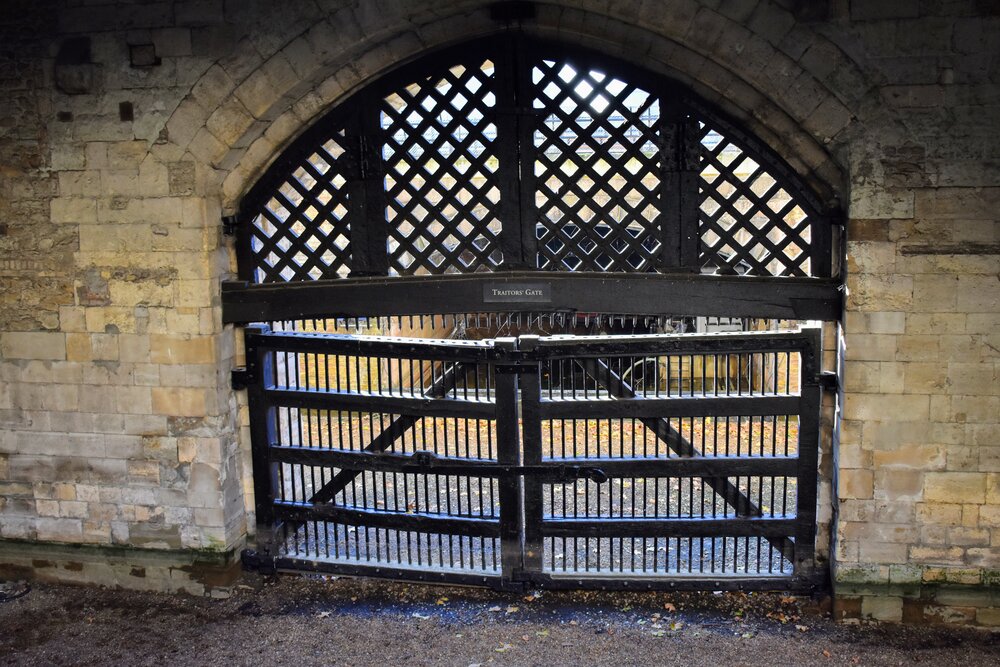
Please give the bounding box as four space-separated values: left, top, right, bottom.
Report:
307 361 467 505
575 357 795 564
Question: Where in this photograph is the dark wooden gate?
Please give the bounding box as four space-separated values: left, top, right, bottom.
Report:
240 326 823 591
225 34 842 592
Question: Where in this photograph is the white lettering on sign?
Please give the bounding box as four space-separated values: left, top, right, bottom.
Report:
483 283 552 303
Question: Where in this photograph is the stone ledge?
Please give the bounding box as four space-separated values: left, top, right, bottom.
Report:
835 579 1000 627
0 538 243 597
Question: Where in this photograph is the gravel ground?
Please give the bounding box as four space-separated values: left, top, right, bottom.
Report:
2 576 999 666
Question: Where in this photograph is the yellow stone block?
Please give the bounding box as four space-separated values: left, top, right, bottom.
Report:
150 334 216 365
843 394 929 422
151 387 211 417
839 469 874 499
925 472 986 504
178 437 198 463
873 446 945 470
65 333 92 362
1 332 65 361
987 474 1000 505
874 469 923 500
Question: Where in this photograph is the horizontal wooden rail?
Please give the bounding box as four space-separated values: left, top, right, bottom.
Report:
541 516 797 538
273 501 501 537
264 387 495 419
538 394 800 419
223 272 842 323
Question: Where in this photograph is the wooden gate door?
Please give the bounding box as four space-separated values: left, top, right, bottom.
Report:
240 327 824 591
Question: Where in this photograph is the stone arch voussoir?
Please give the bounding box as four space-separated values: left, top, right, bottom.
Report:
163 1 881 214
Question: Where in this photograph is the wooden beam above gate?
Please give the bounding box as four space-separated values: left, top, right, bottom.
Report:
221 271 841 323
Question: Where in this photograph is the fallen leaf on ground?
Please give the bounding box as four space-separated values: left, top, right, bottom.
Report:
663 603 676 612
436 597 449 605
670 621 684 631
822 650 832 658
495 644 514 653
506 605 519 614
488 606 502 612
535 630 549 637
796 625 809 632
317 611 331 618
411 612 431 620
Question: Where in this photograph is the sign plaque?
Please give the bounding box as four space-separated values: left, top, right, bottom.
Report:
482 282 552 303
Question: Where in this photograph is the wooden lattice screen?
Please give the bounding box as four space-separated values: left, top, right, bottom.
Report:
235 37 833 284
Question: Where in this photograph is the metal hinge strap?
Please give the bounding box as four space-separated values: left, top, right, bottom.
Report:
221 214 239 236
231 367 253 390
818 371 838 391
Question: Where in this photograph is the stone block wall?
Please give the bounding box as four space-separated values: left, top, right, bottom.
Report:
0 0 243 557
0 0 997 620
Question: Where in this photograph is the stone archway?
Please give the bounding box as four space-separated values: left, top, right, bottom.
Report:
218 23 849 589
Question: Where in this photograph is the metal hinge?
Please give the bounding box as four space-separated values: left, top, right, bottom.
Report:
221 214 239 236
240 548 275 575
231 367 253 390
818 371 838 391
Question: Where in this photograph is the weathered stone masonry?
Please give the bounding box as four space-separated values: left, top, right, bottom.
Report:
0 0 998 617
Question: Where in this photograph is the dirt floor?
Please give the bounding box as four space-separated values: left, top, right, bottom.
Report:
2 576 1000 666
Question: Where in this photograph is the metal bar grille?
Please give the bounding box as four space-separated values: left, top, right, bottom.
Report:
242 326 822 590
246 328 505 581
520 330 818 583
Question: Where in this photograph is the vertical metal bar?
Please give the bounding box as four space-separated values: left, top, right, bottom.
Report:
344 110 374 277
233 204 258 282
361 102 390 276
493 38 527 269
514 40 540 268
812 213 833 278
795 329 822 576
659 94 682 270
494 338 523 587
244 326 280 562
679 113 702 268
519 336 544 577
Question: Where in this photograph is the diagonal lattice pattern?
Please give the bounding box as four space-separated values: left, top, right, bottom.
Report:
239 40 829 284
698 126 812 277
249 133 352 282
531 59 662 272
381 59 503 275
